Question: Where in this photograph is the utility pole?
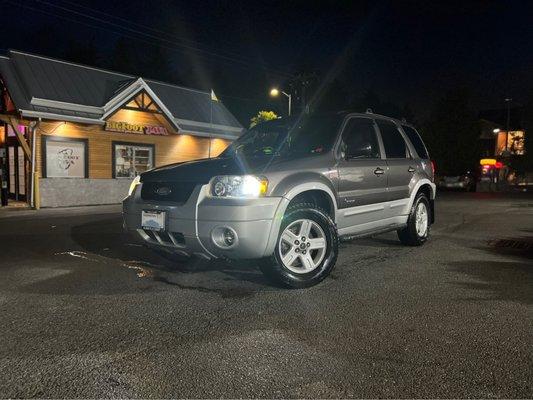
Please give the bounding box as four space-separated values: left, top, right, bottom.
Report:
290 72 317 113
505 98 512 152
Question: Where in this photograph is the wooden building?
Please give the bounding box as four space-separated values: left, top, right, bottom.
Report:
0 50 243 208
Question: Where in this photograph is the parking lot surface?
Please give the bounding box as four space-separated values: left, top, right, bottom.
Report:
0 192 532 398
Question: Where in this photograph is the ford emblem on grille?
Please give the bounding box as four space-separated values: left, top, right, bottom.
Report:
155 186 171 196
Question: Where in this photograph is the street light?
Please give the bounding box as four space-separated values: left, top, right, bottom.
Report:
270 87 291 116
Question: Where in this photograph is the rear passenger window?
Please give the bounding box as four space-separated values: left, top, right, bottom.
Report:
402 125 429 159
376 120 408 158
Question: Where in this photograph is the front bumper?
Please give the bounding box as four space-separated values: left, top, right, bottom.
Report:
122 184 287 259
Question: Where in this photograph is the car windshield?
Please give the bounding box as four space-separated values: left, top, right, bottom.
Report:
221 115 342 158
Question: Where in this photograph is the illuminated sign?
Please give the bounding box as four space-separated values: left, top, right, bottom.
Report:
495 130 525 155
480 158 497 166
105 121 168 135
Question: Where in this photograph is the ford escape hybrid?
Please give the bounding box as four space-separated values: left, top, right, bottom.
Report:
123 112 436 288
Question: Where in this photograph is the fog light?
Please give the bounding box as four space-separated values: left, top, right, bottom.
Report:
223 229 236 246
211 226 238 249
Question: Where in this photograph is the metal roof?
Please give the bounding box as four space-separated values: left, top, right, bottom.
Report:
0 50 243 138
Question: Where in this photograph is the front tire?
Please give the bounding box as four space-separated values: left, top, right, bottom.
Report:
259 203 338 288
397 193 430 246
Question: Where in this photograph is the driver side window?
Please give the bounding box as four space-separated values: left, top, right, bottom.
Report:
340 118 381 159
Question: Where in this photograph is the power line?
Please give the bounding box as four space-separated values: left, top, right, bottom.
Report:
1 0 293 108
59 0 247 60
27 0 294 78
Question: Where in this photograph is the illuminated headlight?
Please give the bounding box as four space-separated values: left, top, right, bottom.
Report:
210 175 268 198
128 175 141 196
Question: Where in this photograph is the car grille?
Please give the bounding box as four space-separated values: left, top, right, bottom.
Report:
143 230 186 246
140 181 197 204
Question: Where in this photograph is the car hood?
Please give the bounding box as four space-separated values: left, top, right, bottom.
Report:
140 156 280 183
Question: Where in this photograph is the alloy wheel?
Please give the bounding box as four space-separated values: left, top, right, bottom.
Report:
415 202 429 237
278 218 327 274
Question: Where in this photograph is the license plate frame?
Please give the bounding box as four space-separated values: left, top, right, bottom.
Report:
141 210 166 232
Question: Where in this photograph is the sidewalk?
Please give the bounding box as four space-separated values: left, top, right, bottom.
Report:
0 203 122 219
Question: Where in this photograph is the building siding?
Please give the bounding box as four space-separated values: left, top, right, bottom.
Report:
34 109 231 180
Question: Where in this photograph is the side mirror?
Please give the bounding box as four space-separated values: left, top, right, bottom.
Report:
347 142 373 159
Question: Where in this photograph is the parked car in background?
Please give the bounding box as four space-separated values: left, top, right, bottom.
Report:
123 111 436 288
436 171 477 192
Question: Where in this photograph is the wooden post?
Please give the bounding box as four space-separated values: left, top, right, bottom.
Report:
8 116 31 160
34 174 40 210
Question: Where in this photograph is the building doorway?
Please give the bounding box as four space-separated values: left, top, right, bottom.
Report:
7 145 27 201
5 124 28 203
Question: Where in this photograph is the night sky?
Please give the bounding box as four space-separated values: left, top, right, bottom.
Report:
1 0 532 124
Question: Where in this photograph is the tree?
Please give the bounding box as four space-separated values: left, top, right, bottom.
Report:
349 90 409 120
422 88 480 176
250 111 278 128
109 37 138 75
64 38 101 67
312 79 350 112
107 39 175 83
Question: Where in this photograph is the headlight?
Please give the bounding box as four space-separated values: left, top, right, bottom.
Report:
128 175 141 196
210 175 268 198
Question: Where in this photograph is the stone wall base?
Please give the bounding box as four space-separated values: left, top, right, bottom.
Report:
39 178 132 208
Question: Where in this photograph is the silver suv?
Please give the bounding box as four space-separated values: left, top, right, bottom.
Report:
123 112 436 288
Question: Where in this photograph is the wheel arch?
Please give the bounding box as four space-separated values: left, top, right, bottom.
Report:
263 178 338 257
409 179 436 224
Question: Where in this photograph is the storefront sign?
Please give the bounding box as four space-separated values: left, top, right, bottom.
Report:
105 121 168 136
480 158 497 166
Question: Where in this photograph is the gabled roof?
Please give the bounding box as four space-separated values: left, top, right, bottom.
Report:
0 50 243 138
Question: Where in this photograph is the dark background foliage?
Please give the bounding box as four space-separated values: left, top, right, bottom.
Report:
1 0 532 173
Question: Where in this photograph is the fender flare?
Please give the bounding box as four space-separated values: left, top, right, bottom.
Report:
263 181 338 257
406 179 436 221
282 181 338 214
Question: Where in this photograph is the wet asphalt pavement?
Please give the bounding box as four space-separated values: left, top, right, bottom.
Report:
0 192 532 398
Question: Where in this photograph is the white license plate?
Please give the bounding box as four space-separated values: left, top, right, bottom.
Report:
141 210 166 231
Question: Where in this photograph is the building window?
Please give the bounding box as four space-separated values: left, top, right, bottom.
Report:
113 142 155 178
42 136 88 178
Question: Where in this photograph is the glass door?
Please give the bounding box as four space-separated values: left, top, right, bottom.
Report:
7 145 26 201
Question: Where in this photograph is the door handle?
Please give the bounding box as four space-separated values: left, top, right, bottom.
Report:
374 167 385 175
408 166 416 173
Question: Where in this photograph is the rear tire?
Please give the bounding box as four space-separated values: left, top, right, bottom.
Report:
259 203 338 288
397 193 430 246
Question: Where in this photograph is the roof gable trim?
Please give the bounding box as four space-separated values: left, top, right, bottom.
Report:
101 78 180 130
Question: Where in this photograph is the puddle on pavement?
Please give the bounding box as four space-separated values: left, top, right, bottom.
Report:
511 203 533 208
55 250 257 297
54 250 102 262
56 250 165 277
487 237 533 258
121 260 164 278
